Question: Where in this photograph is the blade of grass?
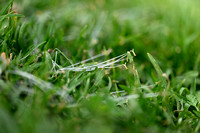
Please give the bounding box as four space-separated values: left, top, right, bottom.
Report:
147 53 167 89
20 41 46 61
127 51 141 88
0 0 14 15
8 70 53 91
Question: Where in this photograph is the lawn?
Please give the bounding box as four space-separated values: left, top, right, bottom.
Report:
0 0 200 132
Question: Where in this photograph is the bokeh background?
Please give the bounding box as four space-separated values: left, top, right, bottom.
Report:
3 0 200 76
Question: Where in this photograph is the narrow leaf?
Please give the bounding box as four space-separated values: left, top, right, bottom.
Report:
147 53 167 88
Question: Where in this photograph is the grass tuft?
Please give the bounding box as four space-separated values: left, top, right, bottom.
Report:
0 0 200 132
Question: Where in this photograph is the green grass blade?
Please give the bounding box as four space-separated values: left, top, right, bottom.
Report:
20 41 46 61
147 53 167 89
0 0 14 15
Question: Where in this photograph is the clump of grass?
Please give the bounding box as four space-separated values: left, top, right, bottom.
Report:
0 0 200 133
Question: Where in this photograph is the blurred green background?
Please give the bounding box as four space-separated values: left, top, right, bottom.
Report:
9 0 200 75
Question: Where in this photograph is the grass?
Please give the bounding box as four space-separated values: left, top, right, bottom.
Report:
0 0 200 132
